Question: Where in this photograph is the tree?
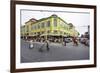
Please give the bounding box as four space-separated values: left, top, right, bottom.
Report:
68 23 74 29
78 32 80 36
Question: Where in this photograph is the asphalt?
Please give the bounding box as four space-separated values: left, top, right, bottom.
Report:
21 39 89 63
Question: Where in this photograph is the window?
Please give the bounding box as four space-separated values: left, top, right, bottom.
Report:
37 32 40 35
54 18 57 27
35 25 37 30
30 32 33 35
64 32 66 35
54 30 58 34
47 30 50 34
41 31 44 34
34 25 36 30
41 22 45 28
34 32 37 35
47 21 50 27
37 24 40 29
26 26 29 32
32 25 34 30
60 31 62 34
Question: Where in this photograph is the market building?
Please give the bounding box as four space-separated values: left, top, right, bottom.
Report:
21 14 79 42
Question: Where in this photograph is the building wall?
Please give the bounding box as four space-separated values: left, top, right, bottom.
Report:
30 17 53 36
21 15 79 38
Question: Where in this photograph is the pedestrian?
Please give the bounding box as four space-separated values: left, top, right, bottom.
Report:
46 40 50 51
72 36 78 46
64 38 67 46
29 39 34 49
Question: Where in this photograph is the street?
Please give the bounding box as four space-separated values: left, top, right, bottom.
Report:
21 39 89 63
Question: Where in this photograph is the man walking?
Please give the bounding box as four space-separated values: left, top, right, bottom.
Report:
46 40 50 51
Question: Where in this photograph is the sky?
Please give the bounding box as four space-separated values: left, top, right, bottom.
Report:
21 9 90 35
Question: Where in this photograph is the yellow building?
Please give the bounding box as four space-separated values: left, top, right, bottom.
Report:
21 14 79 42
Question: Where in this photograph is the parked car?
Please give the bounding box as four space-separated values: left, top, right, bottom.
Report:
85 39 90 46
64 38 72 43
80 38 89 46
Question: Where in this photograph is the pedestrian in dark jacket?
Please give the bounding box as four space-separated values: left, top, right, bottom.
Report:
46 40 50 51
63 38 66 46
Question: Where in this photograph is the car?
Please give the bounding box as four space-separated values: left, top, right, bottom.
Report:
64 38 72 43
85 39 90 46
80 38 89 46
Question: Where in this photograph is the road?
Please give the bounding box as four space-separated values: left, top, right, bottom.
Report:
21 39 89 63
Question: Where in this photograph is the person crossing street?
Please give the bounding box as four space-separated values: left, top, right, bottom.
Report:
29 39 34 49
46 40 50 51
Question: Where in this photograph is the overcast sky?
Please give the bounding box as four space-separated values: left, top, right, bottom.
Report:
21 10 90 35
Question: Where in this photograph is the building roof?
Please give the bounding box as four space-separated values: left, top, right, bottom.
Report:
26 14 68 25
25 18 37 24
